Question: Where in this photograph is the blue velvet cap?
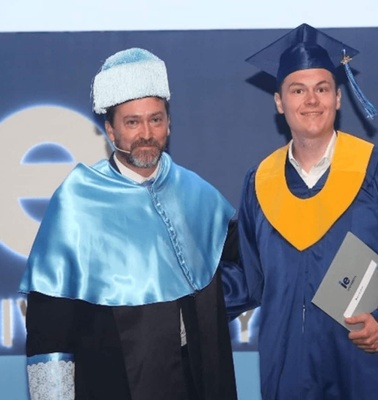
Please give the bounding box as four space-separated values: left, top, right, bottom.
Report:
246 23 376 119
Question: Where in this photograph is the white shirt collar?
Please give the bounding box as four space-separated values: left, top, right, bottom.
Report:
113 154 159 183
288 131 337 188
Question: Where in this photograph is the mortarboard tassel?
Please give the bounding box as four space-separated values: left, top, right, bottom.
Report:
341 49 377 119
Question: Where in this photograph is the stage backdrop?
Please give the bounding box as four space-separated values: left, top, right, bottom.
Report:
1 27 378 399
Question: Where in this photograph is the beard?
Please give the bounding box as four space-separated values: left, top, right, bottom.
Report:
117 138 167 169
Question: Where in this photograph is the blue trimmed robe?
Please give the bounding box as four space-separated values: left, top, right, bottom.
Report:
20 153 238 400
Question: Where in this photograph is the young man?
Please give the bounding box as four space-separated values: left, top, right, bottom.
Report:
20 48 238 400
223 24 378 400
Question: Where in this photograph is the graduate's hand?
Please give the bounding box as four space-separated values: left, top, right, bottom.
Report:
345 313 378 353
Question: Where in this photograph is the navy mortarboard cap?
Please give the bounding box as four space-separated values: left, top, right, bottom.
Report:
246 23 377 119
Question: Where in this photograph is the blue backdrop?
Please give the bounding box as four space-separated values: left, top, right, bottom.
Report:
1 27 377 399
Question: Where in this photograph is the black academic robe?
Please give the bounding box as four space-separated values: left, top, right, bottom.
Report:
26 270 237 400
25 156 238 400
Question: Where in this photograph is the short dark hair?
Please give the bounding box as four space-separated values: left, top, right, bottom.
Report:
276 71 339 95
105 97 170 126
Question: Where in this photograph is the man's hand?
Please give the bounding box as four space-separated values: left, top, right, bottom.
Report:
345 313 378 352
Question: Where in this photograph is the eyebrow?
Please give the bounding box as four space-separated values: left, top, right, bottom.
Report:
288 79 331 88
123 111 165 119
149 111 165 118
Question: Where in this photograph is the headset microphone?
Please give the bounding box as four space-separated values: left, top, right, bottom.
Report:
113 142 131 154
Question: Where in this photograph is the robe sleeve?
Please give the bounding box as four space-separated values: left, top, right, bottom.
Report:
221 169 264 318
25 292 76 400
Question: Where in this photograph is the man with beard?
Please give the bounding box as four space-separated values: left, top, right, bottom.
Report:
20 48 238 400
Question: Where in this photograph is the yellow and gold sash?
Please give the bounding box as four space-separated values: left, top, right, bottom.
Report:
255 132 373 251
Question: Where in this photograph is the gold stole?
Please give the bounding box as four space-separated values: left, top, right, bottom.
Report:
255 132 373 251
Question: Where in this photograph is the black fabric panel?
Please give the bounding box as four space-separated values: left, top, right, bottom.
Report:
181 272 237 400
25 292 76 356
113 300 187 400
222 219 239 264
74 301 131 399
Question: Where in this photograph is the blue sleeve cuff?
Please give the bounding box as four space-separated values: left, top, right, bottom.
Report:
27 352 74 366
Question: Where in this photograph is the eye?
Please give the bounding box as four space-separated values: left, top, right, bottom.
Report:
150 116 163 125
291 88 304 94
317 86 329 93
125 119 138 127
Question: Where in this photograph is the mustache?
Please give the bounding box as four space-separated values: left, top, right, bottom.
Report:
131 138 161 150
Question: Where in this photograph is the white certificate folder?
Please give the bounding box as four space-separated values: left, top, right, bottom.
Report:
312 231 378 331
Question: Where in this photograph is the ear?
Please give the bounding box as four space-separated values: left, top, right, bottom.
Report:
167 119 171 136
274 92 284 114
105 121 115 142
336 88 342 110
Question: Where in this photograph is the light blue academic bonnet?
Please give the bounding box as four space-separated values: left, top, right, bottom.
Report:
92 48 171 114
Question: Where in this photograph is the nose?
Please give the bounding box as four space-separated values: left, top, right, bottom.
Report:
305 90 319 105
139 120 153 139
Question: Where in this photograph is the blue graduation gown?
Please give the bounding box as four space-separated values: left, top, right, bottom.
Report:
224 133 378 400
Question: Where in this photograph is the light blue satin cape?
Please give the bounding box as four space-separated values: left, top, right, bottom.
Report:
20 153 235 306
